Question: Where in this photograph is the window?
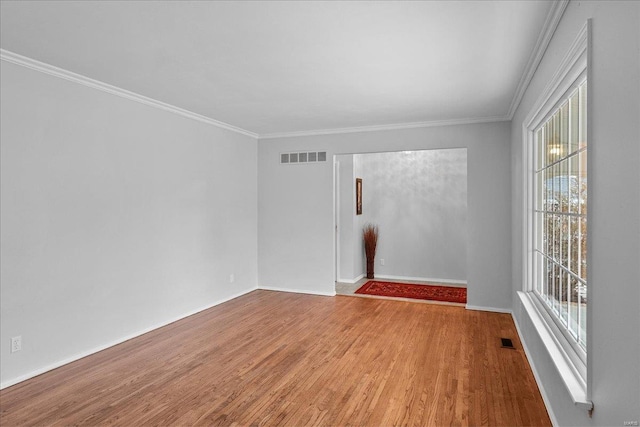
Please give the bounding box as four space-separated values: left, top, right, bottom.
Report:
521 21 591 410
533 80 587 357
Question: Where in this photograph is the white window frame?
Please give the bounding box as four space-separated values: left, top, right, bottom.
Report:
520 20 593 411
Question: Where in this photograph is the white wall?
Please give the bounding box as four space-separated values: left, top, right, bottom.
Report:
353 149 467 282
0 60 258 387
258 121 511 309
510 1 640 425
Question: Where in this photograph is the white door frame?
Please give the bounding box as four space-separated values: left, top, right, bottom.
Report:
333 158 340 283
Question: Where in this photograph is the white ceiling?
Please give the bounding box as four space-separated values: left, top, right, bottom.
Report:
0 1 553 137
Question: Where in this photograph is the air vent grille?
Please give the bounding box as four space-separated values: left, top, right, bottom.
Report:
280 151 327 165
500 338 515 349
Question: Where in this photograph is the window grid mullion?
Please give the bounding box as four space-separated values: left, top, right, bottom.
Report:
531 79 587 354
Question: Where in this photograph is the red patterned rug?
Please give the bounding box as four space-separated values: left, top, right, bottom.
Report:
355 281 467 304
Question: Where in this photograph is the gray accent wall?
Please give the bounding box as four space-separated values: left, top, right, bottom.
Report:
338 149 467 283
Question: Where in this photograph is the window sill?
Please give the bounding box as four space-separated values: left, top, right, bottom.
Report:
517 291 593 412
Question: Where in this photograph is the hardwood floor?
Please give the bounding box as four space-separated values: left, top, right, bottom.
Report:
0 290 550 426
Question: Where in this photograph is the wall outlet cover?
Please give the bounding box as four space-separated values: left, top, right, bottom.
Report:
11 336 22 353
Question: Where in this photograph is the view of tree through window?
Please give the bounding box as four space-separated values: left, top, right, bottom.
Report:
534 80 587 352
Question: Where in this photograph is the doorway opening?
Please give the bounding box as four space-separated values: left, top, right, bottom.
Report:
333 148 468 299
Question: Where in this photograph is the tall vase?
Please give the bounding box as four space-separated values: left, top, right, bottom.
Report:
366 258 374 279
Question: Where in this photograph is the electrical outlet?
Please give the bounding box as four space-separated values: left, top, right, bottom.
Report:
380 259 385 266
229 274 235 283
11 336 21 353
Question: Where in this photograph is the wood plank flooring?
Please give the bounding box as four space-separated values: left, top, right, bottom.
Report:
0 290 550 426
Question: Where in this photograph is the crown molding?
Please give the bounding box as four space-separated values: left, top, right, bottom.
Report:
523 19 588 130
2 40 531 141
258 115 510 140
0 49 259 139
506 0 569 120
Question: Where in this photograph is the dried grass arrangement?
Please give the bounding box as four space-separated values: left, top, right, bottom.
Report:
363 223 379 279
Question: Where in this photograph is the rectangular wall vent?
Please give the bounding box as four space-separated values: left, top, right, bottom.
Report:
280 151 327 165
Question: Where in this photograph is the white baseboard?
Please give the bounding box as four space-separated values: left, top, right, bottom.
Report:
374 274 467 286
465 304 512 314
0 287 257 390
512 311 559 427
337 274 365 284
258 285 336 297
